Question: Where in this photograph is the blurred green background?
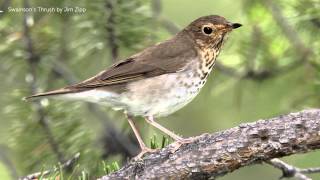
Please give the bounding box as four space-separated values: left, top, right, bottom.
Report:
0 0 320 179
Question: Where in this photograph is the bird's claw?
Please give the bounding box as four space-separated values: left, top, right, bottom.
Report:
133 147 158 161
170 137 196 153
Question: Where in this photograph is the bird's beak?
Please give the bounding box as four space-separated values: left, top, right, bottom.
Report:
221 22 242 32
229 23 242 29
223 22 242 32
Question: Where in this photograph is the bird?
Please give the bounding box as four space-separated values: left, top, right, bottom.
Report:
25 15 242 159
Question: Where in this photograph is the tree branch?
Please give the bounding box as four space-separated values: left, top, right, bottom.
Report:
267 158 320 180
99 109 320 179
105 0 119 61
151 0 180 35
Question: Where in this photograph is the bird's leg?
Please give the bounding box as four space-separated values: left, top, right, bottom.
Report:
145 116 194 153
126 114 157 160
145 116 183 141
145 116 197 153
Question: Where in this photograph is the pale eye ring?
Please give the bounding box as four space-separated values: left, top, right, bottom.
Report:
202 26 213 35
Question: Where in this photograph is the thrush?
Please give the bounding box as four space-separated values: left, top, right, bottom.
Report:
25 15 241 158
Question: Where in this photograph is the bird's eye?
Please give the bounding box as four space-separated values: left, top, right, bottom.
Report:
202 26 213 35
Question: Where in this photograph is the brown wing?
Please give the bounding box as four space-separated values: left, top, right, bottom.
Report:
71 32 198 89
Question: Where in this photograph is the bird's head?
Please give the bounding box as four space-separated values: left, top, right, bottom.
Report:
184 15 241 50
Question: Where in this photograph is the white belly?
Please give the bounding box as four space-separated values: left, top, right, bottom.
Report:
118 71 205 117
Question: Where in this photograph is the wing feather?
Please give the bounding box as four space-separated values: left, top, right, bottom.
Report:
70 31 197 89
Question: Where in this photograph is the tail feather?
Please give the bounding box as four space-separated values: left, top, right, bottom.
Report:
23 88 78 101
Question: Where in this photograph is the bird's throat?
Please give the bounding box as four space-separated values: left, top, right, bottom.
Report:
197 47 219 80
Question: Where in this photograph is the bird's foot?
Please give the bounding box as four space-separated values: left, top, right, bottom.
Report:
133 147 158 161
169 137 197 153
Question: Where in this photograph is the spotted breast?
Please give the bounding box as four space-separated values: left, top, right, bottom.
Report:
113 47 219 117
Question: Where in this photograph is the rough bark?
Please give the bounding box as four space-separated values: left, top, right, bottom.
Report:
99 109 320 179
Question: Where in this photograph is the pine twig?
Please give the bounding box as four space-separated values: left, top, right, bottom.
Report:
20 153 80 180
22 0 65 163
